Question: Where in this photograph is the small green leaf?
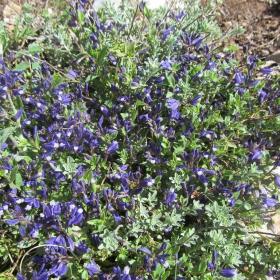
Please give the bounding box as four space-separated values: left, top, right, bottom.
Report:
81 269 88 280
28 43 41 54
97 47 108 67
10 166 18 182
35 133 40 147
77 10 85 23
131 105 137 122
9 182 21 190
16 173 22 188
198 259 207 272
162 271 170 280
85 74 98 82
32 62 41 70
15 62 30 71
229 45 238 51
165 73 175 88
0 127 16 146
144 5 152 19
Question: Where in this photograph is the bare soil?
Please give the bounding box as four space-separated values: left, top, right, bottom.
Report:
203 0 280 60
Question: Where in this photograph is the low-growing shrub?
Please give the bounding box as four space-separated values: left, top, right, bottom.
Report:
0 0 280 279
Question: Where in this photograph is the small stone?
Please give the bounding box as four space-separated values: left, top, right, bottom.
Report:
262 49 270 57
266 50 280 63
241 21 248 28
223 21 232 29
270 21 279 30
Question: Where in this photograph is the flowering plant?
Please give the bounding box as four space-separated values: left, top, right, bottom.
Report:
0 0 280 279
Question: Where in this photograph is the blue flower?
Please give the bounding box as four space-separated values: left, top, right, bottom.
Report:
107 141 119 156
189 95 201 106
260 68 272 75
275 175 280 188
166 98 180 111
262 197 277 208
84 259 101 276
76 241 89 254
138 247 152 255
219 268 237 278
67 69 79 79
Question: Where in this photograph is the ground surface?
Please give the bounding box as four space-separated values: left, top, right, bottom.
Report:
210 0 280 61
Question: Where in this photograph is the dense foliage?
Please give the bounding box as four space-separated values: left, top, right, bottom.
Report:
0 0 280 279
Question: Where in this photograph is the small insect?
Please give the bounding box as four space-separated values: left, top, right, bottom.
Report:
191 190 200 199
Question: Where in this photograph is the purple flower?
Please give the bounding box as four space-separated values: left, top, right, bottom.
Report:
167 188 177 207
0 143 8 150
260 68 272 75
76 241 89 254
67 210 83 227
17 274 27 280
6 218 20 225
15 108 23 120
258 89 267 104
154 76 164 84
205 61 216 70
191 71 202 80
49 261 68 277
84 259 101 276
252 149 262 160
67 69 79 79
138 247 152 255
275 175 280 188
219 268 237 278
108 203 122 223
161 60 172 70
262 197 277 208
166 98 180 111
108 53 117 65
90 33 98 42
107 141 119 156
234 73 243 85
189 95 201 106
249 80 259 87
212 249 217 266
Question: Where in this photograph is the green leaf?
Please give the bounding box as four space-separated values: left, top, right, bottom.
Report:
198 259 207 272
16 173 22 188
35 133 40 147
162 271 170 280
10 166 18 183
13 155 32 164
229 45 238 51
243 202 251 210
165 73 175 88
15 61 30 71
97 47 108 67
81 269 88 280
85 74 98 82
9 182 21 190
144 5 152 19
77 9 85 23
28 43 41 54
227 141 237 148
0 127 16 146
131 105 137 122
32 62 41 70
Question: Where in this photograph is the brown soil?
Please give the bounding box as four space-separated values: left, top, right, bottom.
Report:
203 0 280 60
